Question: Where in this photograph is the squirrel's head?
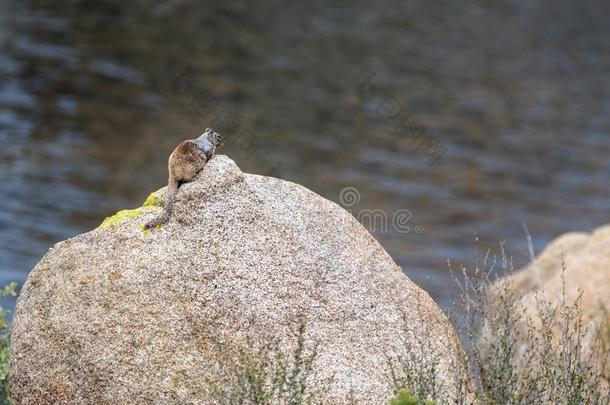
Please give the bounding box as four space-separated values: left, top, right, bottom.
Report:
199 128 224 147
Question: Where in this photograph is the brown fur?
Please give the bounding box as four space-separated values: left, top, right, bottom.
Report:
170 141 209 182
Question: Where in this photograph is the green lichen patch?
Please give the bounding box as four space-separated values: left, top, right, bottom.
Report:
97 207 151 230
97 188 167 231
142 188 165 207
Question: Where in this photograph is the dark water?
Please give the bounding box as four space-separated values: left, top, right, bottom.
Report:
1 0 609 309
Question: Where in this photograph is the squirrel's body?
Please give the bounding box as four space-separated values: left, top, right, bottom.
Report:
145 129 224 229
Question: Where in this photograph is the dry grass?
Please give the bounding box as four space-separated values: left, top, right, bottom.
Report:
388 237 609 404
202 322 332 404
450 241 610 404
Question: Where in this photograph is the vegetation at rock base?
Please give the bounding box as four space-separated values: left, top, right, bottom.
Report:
0 283 17 405
385 241 609 404
389 389 435 405
203 322 332 404
385 290 470 404
449 242 610 405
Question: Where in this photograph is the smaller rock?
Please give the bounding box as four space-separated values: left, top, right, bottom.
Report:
494 224 610 380
507 225 610 325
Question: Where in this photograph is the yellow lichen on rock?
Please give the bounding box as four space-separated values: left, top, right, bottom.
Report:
97 188 165 231
142 188 165 207
97 207 152 230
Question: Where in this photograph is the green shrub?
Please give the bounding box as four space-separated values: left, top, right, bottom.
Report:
389 389 435 405
0 283 17 405
203 322 331 404
386 291 471 404
451 241 610 405
389 239 609 405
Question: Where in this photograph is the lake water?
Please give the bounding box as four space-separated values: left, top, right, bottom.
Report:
1 0 609 309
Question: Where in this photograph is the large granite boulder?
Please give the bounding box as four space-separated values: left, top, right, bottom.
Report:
10 155 465 404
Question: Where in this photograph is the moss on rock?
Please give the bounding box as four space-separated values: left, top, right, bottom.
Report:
142 191 163 207
142 187 165 207
97 207 152 230
97 188 166 231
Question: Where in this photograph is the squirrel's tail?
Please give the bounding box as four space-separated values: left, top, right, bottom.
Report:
144 176 179 230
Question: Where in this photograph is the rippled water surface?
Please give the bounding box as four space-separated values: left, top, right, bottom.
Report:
1 0 609 308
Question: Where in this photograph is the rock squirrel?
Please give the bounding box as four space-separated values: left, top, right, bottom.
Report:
144 128 224 229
